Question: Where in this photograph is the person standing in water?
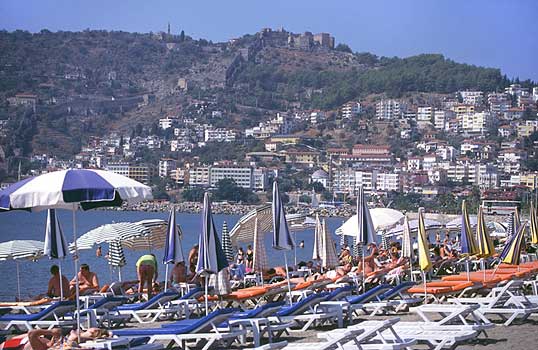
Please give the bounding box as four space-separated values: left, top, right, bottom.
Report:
136 254 158 300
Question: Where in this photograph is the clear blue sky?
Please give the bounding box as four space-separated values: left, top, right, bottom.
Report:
2 0 537 81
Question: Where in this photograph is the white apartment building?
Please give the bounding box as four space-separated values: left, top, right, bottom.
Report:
459 91 483 105
189 167 210 186
105 162 129 177
158 159 177 178
376 172 400 192
204 128 236 142
332 168 399 194
158 117 174 130
434 110 455 130
533 87 538 102
460 112 494 133
252 168 269 191
505 84 529 97
416 106 434 123
488 93 511 114
375 100 402 120
341 101 361 119
210 166 253 189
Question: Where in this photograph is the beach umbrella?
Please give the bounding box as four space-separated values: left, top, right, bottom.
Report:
0 240 44 300
0 168 152 338
401 216 413 278
417 208 432 298
163 207 185 291
252 215 269 283
339 229 348 249
380 231 389 250
272 179 294 305
356 185 375 288
108 240 126 280
44 209 69 299
312 214 323 261
336 208 404 236
221 221 234 263
530 202 538 244
476 206 494 258
320 219 339 269
196 192 228 315
460 200 478 255
386 218 444 237
499 222 527 266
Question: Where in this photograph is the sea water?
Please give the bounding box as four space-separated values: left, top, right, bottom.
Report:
0 210 345 300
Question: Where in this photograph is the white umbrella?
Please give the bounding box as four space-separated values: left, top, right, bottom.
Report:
386 218 444 237
0 240 44 300
401 216 413 278
336 207 404 237
0 168 152 338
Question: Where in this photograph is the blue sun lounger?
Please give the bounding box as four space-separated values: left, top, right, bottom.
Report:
0 300 76 331
113 308 246 350
114 291 181 323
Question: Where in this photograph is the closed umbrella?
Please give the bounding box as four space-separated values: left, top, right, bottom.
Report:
401 216 413 278
221 221 234 263
272 179 294 305
476 206 494 258
460 200 478 280
499 222 527 266
252 215 269 284
163 207 185 291
0 240 44 300
320 219 339 269
196 193 228 315
356 185 375 289
531 202 538 244
312 214 323 261
108 240 126 280
44 209 69 299
417 208 432 298
0 168 152 338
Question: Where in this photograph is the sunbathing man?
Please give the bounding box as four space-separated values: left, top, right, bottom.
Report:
136 254 158 300
69 264 99 296
46 265 70 299
1 327 111 350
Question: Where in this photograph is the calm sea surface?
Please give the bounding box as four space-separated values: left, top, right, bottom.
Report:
0 210 345 300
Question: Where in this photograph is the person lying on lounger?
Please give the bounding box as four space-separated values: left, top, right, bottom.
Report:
1 327 111 350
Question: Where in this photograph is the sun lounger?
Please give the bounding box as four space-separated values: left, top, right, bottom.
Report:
345 284 398 316
408 280 479 302
113 308 246 350
268 292 340 331
0 300 76 331
114 291 181 323
377 282 422 311
76 296 129 328
449 280 538 325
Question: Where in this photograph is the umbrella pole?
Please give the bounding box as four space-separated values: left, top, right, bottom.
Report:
362 246 366 292
283 252 293 306
72 206 81 342
118 267 122 282
16 261 21 301
466 259 470 281
164 264 169 291
59 260 64 300
422 271 427 303
293 232 297 269
204 275 209 316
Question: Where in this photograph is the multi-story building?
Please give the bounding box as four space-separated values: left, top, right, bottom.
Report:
375 100 403 120
158 158 177 178
210 166 253 189
204 128 236 142
252 168 269 191
488 93 511 114
341 101 361 119
416 106 434 123
375 172 400 192
460 112 494 133
452 104 475 118
433 110 454 130
459 91 483 105
105 162 130 177
128 165 154 184
189 167 210 186
505 84 529 97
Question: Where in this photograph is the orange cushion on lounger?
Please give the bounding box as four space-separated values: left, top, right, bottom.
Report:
408 286 452 294
424 281 474 291
441 274 504 284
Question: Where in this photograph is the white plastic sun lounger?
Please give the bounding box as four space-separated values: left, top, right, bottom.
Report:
0 301 77 331
114 291 182 324
448 280 538 326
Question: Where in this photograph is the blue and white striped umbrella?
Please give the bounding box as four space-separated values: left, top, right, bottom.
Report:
196 193 228 314
163 207 185 290
356 185 376 245
0 240 44 300
44 209 68 259
221 221 234 263
0 169 152 211
44 209 69 299
271 179 294 304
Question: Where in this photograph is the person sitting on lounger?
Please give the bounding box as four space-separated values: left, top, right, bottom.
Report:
69 264 99 296
47 265 70 299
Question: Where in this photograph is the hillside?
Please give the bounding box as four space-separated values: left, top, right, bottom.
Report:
0 28 512 160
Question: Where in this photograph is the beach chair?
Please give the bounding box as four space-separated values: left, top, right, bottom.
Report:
449 280 538 325
267 292 340 332
377 282 422 311
113 308 246 350
316 318 417 350
114 291 181 324
0 300 76 331
169 287 205 317
345 284 397 316
75 296 129 328
382 323 477 350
